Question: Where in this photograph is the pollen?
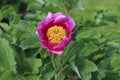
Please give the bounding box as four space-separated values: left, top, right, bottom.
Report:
46 25 66 44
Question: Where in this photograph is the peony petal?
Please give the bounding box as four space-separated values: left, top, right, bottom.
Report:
66 17 75 30
53 12 63 18
36 30 48 48
53 36 69 49
54 16 75 31
47 48 64 55
39 17 54 28
63 17 75 31
47 12 53 18
54 15 69 24
37 16 55 39
47 12 63 19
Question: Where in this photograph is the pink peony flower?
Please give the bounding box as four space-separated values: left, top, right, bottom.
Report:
36 12 75 54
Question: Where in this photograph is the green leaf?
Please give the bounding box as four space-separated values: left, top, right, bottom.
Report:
104 13 118 23
14 51 31 74
26 58 42 73
73 58 97 80
10 14 21 26
0 66 4 72
19 34 39 50
14 20 36 34
79 42 99 57
0 38 16 72
107 42 120 49
27 0 44 11
0 5 15 21
97 72 105 80
25 75 40 80
43 70 55 80
80 72 91 80
111 56 120 71
71 62 81 79
57 73 65 80
40 48 50 58
0 70 14 80
0 29 2 36
103 72 120 80
64 0 78 9
41 4 61 13
76 28 101 40
75 58 98 72
98 59 111 71
60 41 84 65
102 32 120 41
0 22 10 32
76 0 85 10
46 0 62 7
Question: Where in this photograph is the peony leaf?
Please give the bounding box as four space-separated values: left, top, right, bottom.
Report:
19 34 39 50
76 0 85 10
74 58 97 80
0 22 10 33
0 29 2 35
43 70 55 80
80 72 91 80
26 58 42 73
111 56 120 71
71 62 82 79
76 28 101 40
0 38 16 72
79 42 99 57
0 70 14 80
14 20 36 34
0 5 15 21
60 41 84 65
25 75 40 80
98 59 111 71
75 58 98 72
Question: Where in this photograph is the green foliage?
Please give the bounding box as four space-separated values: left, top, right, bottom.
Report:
0 0 120 80
0 5 15 21
0 38 16 72
0 70 14 80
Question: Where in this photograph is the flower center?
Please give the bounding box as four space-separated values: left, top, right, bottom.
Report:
46 25 66 44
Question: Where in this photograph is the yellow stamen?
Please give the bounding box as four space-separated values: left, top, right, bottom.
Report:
46 25 66 44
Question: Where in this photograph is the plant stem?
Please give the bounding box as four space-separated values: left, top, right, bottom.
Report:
51 53 56 69
51 53 57 80
55 64 68 79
